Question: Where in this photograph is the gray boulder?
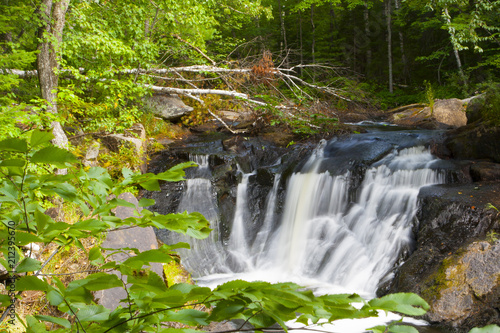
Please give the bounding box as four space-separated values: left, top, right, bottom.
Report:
100 123 146 154
145 94 194 121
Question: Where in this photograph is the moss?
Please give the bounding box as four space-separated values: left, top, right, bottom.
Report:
163 260 192 287
421 255 463 303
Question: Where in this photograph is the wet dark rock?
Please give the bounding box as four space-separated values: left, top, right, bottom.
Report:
444 122 500 163
386 183 500 331
470 161 500 182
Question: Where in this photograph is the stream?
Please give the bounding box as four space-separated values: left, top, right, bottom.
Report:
150 124 459 332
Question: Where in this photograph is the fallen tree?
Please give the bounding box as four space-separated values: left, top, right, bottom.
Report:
2 62 351 134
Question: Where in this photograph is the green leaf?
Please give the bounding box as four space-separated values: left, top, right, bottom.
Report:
369 325 387 333
139 178 160 191
30 130 54 147
0 137 28 152
76 304 110 322
368 293 429 316
469 325 500 333
122 247 175 268
0 294 11 307
31 146 78 168
14 232 43 246
88 247 104 265
26 315 48 333
46 289 65 306
138 198 155 207
163 309 209 326
34 315 71 329
35 210 51 232
0 159 26 167
388 325 420 333
66 273 122 292
16 276 49 291
16 257 42 273
156 162 197 182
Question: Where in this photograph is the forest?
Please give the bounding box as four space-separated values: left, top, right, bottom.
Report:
0 0 500 332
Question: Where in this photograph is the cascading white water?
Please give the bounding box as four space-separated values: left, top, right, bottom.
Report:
156 135 448 331
266 145 445 296
165 155 230 276
189 141 445 300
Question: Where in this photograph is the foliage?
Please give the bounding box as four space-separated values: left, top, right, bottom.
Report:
0 130 431 332
97 144 145 181
475 84 500 126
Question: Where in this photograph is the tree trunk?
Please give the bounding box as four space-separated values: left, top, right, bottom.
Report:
364 2 372 77
311 4 316 83
394 0 409 83
385 0 393 93
329 4 336 54
443 7 467 87
37 0 70 150
311 4 315 64
299 11 303 75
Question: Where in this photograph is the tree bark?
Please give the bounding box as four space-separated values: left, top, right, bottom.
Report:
37 0 70 151
311 4 316 83
394 0 409 83
385 0 393 93
299 11 303 75
443 7 467 87
364 2 372 77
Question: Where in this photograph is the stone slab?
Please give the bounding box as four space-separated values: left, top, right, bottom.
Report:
95 192 163 310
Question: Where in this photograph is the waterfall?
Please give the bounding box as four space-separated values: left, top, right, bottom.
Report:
164 155 229 276
164 136 446 298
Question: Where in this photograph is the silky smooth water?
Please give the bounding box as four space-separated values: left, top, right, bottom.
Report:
160 133 448 331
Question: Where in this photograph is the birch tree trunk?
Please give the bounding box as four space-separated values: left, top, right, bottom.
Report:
37 0 70 150
443 7 467 86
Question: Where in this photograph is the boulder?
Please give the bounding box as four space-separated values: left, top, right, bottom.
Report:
470 161 500 182
444 122 500 163
391 99 467 129
387 183 500 331
145 94 194 121
83 141 100 167
100 123 146 154
424 242 500 330
432 98 467 128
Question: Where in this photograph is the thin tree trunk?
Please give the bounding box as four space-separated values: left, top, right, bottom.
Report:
394 0 409 83
329 4 336 53
364 2 372 77
299 11 303 75
443 7 467 86
278 0 283 53
385 0 393 93
311 4 315 64
281 5 288 67
311 4 316 82
37 0 70 151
